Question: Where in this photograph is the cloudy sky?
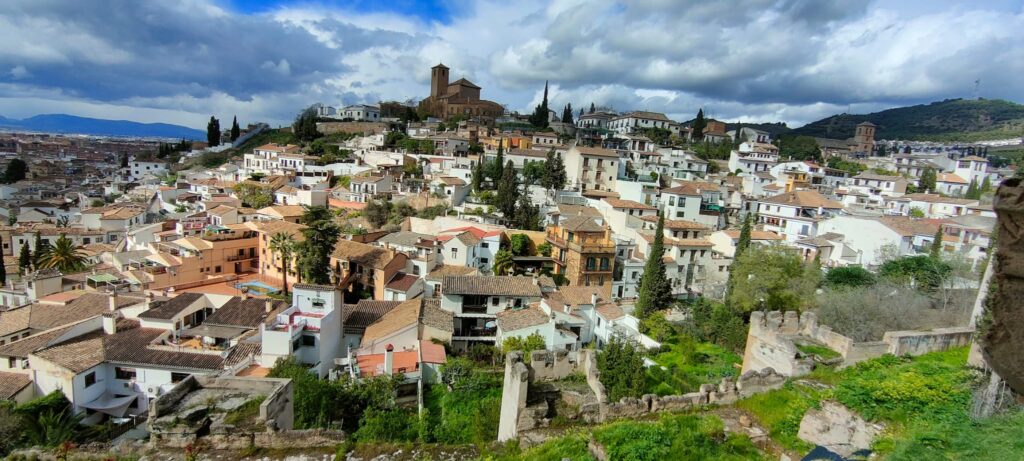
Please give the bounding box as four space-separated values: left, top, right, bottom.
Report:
0 0 1021 129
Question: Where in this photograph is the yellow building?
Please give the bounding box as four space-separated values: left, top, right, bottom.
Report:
148 224 259 290
545 216 616 297
482 135 531 151
253 220 307 290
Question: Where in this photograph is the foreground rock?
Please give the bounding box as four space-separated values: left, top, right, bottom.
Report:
797 401 883 458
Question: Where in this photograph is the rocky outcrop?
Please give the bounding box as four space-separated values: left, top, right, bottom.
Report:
985 179 1024 394
797 401 883 458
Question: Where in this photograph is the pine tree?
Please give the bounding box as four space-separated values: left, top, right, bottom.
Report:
981 176 992 194
496 160 519 220
930 225 944 259
636 213 673 318
230 116 241 142
18 243 31 274
206 116 220 146
512 194 541 230
691 109 706 141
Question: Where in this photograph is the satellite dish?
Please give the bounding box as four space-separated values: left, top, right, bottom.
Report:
484 321 496 329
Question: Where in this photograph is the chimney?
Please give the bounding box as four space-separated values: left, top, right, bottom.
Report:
102 312 118 335
384 344 394 376
265 300 274 314
533 277 539 286
591 293 598 305
108 290 117 312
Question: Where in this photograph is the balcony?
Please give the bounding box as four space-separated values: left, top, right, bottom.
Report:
453 325 497 338
226 253 256 262
462 305 489 315
546 234 616 254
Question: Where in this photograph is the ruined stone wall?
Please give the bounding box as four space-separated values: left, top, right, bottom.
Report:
497 351 530 442
884 327 974 356
260 378 294 431
741 311 976 377
528 349 581 381
149 375 199 419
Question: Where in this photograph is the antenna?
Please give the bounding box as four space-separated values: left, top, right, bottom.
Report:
974 79 981 100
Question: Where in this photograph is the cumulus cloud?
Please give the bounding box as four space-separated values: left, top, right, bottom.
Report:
0 0 1019 128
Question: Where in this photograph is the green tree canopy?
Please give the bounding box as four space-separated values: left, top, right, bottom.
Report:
296 206 341 285
596 336 647 401
3 158 27 183
35 234 88 273
269 232 296 295
919 167 937 192
230 116 240 142
777 135 822 161
496 160 519 220
727 244 821 312
824 266 877 288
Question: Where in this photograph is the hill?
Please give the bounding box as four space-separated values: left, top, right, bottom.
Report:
790 98 1024 142
0 113 205 140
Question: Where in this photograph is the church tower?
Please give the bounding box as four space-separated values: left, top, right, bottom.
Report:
854 121 876 155
430 63 450 99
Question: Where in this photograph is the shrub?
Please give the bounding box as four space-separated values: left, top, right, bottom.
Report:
824 266 876 288
501 332 547 361
815 282 961 342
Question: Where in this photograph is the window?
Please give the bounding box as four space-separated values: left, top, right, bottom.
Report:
451 248 458 258
600 258 609 270
586 257 596 270
116 367 137 380
84 372 97 387
7 357 14 368
480 257 489 264
491 297 499 306
481 242 489 249
676 211 684 218
302 335 316 347
171 372 190 383
632 271 638 280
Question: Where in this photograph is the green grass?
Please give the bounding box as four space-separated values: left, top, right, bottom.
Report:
886 409 1024 460
795 343 841 360
735 348 989 457
488 414 765 461
735 383 822 452
645 339 741 396
223 396 266 430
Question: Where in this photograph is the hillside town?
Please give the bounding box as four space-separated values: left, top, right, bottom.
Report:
0 62 1019 461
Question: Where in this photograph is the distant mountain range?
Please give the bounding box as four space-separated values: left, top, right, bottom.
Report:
788 98 1024 142
0 114 205 140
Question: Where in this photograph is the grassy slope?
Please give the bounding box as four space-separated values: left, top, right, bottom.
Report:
736 348 1024 460
790 98 1024 142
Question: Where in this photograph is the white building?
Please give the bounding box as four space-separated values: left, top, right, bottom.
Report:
563 145 620 193
756 190 843 241
607 111 672 134
439 275 544 351
260 284 343 378
339 104 381 122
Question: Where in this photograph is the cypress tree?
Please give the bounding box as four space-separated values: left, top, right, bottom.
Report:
471 158 484 193
919 167 937 193
18 243 31 274
981 176 992 194
589 102 596 114
930 225 944 259
735 214 753 260
32 233 49 268
496 160 519 220
230 116 241 142
490 139 505 184
206 116 220 146
691 109 706 141
0 249 6 285
636 213 673 318
965 179 980 199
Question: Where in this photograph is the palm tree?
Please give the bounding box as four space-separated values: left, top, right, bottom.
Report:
35 234 87 273
269 232 295 295
492 249 514 276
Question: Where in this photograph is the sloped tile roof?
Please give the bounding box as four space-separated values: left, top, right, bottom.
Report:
496 306 550 331
442 275 543 297
760 190 842 209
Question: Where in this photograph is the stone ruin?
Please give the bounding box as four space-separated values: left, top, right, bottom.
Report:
742 310 974 378
497 348 787 442
149 375 344 450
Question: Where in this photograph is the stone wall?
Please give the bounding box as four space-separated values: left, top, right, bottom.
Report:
884 327 974 356
316 121 389 135
741 311 975 378
498 347 786 441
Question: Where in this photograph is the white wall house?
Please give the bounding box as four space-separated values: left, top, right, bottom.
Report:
756 190 843 242
260 284 343 378
340 104 380 121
